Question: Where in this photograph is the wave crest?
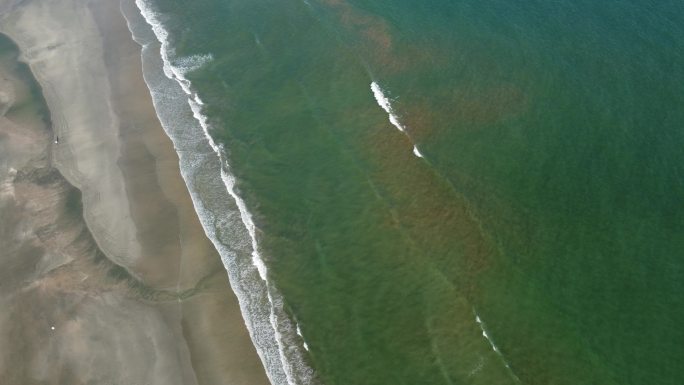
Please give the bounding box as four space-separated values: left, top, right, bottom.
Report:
129 1 317 384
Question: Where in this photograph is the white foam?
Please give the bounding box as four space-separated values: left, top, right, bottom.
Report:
199 99 311 385
474 313 499 353
370 81 406 133
473 310 521 383
130 1 315 384
133 0 212 95
370 82 427 160
188 97 221 154
296 323 310 351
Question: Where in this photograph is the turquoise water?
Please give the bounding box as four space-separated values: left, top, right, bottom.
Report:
136 0 684 384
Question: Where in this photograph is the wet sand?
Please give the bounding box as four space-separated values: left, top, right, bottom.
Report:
0 0 270 384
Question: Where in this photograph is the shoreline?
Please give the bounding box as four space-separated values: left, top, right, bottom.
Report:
127 1 318 383
0 0 269 383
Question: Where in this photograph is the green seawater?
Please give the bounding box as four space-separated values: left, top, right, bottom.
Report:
144 0 684 383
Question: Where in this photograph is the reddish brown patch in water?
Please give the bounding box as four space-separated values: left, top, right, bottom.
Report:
400 83 528 146
359 119 495 296
318 0 455 74
318 0 397 66
316 0 525 294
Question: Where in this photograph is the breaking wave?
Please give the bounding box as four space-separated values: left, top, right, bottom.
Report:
370 81 423 158
473 310 522 384
123 0 316 384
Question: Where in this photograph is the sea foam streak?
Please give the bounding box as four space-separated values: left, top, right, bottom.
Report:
127 1 315 384
370 82 424 158
370 81 406 133
473 310 522 384
296 323 310 351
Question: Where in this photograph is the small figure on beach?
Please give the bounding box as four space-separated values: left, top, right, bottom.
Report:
54 135 59 144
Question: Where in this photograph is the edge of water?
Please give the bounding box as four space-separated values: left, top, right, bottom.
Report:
121 1 316 384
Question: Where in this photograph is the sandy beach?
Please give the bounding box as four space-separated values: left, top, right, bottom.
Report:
0 0 270 384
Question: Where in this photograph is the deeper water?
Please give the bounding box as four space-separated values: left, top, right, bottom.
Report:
136 0 684 384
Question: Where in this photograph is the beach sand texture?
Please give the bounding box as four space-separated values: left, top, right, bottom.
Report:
0 0 270 384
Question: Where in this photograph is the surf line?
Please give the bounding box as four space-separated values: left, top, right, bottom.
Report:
370 81 424 158
473 309 522 384
296 323 310 351
133 1 314 385
190 77 301 385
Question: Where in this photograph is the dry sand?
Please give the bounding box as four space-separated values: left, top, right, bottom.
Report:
0 0 270 384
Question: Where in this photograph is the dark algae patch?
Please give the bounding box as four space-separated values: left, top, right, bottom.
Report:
140 0 684 383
